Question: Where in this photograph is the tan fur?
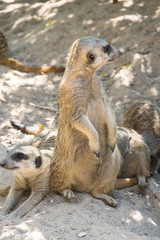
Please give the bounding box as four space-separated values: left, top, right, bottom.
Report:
0 130 55 221
115 178 138 190
1 38 148 220
49 37 124 207
10 120 44 136
0 122 147 220
0 31 65 73
117 127 150 188
122 100 160 172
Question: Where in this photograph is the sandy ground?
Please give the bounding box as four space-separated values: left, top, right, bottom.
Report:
0 0 160 239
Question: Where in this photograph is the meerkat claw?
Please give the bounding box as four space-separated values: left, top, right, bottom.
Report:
110 145 115 153
93 151 100 158
62 189 75 200
110 198 118 208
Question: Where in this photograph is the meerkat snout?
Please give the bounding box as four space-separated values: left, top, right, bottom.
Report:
0 161 6 167
105 44 122 62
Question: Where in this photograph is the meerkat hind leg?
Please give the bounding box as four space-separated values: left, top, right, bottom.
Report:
92 191 117 208
138 175 147 188
62 189 75 200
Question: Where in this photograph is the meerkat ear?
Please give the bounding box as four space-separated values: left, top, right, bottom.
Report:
87 51 96 63
35 156 42 168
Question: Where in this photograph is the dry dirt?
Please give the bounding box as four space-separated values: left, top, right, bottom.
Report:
0 0 160 239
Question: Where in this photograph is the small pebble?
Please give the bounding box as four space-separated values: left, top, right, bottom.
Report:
77 231 87 238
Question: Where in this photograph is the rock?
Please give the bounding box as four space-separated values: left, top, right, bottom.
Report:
0 142 13 189
77 231 87 238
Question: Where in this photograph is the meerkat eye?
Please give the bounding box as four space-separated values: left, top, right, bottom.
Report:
13 152 28 161
87 51 96 63
103 45 112 54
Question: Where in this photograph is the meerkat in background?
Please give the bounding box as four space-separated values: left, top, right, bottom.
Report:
117 127 150 188
49 36 129 207
122 100 160 173
0 130 55 221
0 31 65 73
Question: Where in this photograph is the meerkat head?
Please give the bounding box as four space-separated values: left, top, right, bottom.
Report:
0 144 43 172
67 36 122 71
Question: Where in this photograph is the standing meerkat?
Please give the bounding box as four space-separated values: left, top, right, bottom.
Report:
0 31 65 73
50 36 125 207
122 100 160 172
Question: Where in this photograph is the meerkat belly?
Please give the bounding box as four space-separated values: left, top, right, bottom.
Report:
70 148 100 192
87 98 106 128
87 97 108 153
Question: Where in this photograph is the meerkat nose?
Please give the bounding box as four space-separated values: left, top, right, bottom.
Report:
0 161 6 167
118 50 122 56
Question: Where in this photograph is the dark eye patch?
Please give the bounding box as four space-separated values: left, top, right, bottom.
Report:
103 45 112 54
12 152 28 161
35 156 42 168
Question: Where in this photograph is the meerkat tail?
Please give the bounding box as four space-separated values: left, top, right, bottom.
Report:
0 186 10 197
10 120 43 136
0 58 65 74
38 65 65 73
115 178 138 190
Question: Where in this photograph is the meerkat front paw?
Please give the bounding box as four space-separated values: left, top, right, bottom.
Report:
89 132 100 156
107 126 117 153
93 151 100 158
62 189 75 200
110 144 115 153
108 135 116 153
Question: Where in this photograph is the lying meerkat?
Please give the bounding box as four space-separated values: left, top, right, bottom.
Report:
117 127 150 188
122 100 160 173
0 131 55 221
0 31 65 73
